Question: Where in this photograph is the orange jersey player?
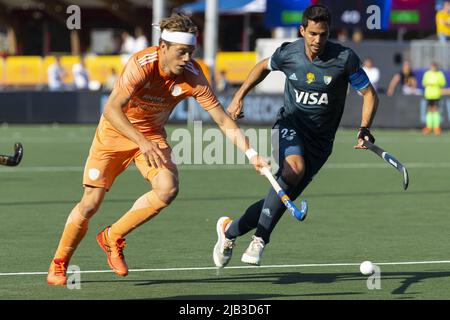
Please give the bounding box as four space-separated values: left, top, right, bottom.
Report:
47 13 270 286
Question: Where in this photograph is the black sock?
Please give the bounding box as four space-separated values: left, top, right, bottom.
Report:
254 177 291 244
225 199 264 239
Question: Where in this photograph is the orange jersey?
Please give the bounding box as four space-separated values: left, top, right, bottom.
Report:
102 46 221 136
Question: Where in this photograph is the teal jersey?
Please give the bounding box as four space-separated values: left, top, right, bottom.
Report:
269 39 369 153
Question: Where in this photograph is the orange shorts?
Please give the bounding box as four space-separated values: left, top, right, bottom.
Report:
83 123 177 191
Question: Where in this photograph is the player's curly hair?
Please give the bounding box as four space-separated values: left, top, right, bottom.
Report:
159 13 198 46
302 5 331 28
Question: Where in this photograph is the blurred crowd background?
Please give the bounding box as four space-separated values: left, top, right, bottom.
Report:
0 0 449 129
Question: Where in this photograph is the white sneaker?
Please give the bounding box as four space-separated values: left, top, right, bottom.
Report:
213 217 235 268
241 235 265 266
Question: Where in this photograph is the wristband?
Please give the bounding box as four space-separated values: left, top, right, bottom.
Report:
245 148 258 160
358 127 375 143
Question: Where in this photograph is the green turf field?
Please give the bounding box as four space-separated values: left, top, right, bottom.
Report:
1 124 450 300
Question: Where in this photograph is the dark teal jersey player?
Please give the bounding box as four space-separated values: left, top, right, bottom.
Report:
269 38 370 155
212 4 379 268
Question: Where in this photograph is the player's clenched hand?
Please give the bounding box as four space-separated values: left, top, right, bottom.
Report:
354 127 375 149
140 139 168 168
227 98 244 120
250 155 271 173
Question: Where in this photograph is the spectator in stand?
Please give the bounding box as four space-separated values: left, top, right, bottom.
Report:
337 28 349 42
436 0 450 42
422 62 447 135
387 60 419 96
72 56 90 90
120 31 136 55
352 28 363 42
134 27 149 52
362 58 380 92
112 32 123 54
216 70 231 94
103 67 118 92
47 56 67 91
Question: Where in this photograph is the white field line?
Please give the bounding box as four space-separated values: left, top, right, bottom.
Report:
2 260 450 276
1 162 450 173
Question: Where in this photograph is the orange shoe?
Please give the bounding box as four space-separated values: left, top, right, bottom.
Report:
422 127 431 135
96 227 128 277
47 258 68 285
433 127 442 135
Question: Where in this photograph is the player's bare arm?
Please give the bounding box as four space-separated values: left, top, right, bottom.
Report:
103 88 168 168
354 84 379 149
208 106 270 172
227 58 271 120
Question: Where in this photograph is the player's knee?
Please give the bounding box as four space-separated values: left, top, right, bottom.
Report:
282 159 305 186
154 183 179 204
78 188 104 219
77 200 100 219
151 169 179 204
153 177 179 204
166 185 179 203
282 168 304 186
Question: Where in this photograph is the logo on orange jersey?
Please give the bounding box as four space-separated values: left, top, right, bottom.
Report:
88 168 100 181
170 85 183 97
133 102 166 111
142 95 164 103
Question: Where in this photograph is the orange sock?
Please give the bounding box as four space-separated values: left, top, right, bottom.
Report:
53 205 89 261
109 191 168 239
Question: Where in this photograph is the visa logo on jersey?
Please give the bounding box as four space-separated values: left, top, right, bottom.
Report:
294 89 329 105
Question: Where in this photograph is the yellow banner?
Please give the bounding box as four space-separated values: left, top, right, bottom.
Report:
5 56 43 85
0 52 256 86
216 52 256 84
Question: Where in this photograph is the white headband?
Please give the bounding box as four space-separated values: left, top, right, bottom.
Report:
160 29 197 46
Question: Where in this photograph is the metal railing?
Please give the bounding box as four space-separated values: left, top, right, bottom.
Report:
411 40 450 70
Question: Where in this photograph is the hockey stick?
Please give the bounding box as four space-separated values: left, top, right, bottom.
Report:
0 143 24 167
260 167 308 221
362 140 409 190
